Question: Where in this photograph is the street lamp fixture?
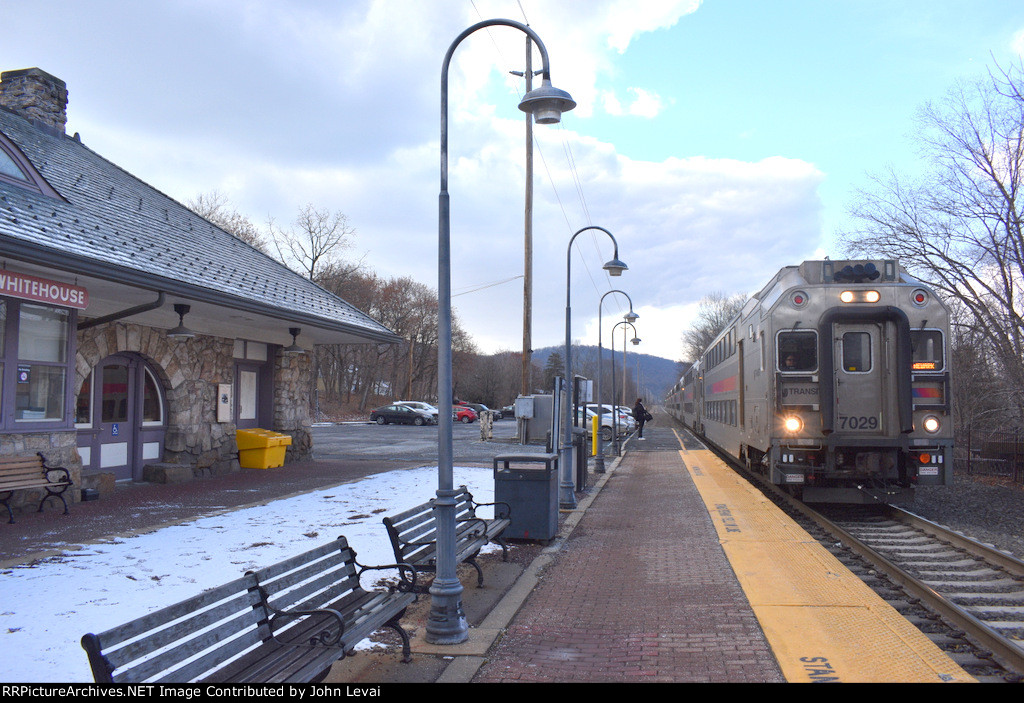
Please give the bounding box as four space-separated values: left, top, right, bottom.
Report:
595 291 637 474
518 80 576 124
433 19 574 645
562 226 627 507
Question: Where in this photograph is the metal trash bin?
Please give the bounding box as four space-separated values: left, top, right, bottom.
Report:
236 429 292 469
492 453 559 541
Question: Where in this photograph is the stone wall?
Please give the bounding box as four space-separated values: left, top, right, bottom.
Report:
274 350 313 460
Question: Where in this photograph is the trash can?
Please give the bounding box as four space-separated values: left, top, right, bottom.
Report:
492 453 559 541
236 429 292 469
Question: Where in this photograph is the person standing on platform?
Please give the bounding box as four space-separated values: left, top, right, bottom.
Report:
633 398 651 440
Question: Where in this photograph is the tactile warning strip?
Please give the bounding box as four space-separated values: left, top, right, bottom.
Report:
679 437 975 684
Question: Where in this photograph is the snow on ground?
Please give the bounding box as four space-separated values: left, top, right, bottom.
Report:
0 465 496 683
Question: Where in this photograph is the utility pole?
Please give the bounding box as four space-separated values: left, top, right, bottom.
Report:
512 36 539 398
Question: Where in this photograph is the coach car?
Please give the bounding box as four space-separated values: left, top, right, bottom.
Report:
667 259 952 503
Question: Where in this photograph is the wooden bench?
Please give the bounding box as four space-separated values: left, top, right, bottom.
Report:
81 536 417 683
382 486 510 593
0 452 72 524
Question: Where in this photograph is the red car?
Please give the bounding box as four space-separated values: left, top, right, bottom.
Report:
452 405 478 423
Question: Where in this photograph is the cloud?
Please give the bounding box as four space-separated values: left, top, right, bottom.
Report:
1013 28 1024 56
600 87 669 117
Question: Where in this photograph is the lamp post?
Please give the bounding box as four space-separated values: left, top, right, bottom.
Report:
595 292 637 474
432 19 574 645
612 320 640 456
562 227 627 508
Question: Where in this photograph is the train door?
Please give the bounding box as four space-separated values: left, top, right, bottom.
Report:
832 321 890 435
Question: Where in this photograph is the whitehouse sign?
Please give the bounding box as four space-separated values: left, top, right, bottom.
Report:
0 270 88 309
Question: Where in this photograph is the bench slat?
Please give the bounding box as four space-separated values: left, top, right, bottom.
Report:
91 574 260 650
119 609 266 684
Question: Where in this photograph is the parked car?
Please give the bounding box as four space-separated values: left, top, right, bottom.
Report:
588 403 636 433
452 405 478 423
501 404 515 419
395 401 440 422
576 406 616 442
369 404 435 426
463 402 501 419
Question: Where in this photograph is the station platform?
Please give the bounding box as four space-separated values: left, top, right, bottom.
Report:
467 423 975 683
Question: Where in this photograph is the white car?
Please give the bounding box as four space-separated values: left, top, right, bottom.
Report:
577 406 618 442
587 404 636 434
395 401 439 423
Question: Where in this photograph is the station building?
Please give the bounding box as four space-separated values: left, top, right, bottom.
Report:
0 68 398 501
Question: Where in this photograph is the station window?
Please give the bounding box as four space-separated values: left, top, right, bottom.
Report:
0 299 75 429
842 332 872 373
778 330 817 372
15 304 69 422
911 330 944 371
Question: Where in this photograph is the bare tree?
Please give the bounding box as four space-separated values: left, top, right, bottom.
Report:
842 59 1024 420
269 204 362 283
186 190 268 252
681 292 746 363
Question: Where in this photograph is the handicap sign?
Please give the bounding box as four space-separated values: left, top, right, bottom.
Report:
112 423 119 437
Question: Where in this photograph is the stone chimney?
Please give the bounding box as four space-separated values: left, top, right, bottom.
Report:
0 68 68 135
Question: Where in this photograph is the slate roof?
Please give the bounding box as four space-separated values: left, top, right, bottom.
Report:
0 106 398 343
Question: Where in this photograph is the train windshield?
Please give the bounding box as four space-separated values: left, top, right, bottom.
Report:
842 331 872 372
911 329 944 371
778 331 817 372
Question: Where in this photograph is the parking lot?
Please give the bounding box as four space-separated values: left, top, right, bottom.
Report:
310 416 539 466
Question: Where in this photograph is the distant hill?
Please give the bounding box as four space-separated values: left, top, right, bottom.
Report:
530 345 688 401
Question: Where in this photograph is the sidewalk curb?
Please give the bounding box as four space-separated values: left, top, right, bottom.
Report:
436 446 627 683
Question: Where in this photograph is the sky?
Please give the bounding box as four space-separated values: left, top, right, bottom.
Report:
3 0 1024 363
0 464 500 683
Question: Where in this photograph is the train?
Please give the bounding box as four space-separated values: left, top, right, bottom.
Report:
666 259 953 504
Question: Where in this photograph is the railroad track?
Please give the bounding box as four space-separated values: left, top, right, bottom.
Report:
812 503 1024 681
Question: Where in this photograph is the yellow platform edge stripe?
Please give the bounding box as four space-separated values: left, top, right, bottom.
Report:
674 430 974 684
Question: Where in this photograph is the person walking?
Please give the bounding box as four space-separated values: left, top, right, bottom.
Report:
633 398 651 440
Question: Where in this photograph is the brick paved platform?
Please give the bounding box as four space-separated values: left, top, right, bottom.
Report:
472 424 785 683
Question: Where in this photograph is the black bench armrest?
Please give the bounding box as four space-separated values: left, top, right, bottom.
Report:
257 585 348 647
356 561 419 594
469 499 512 520
455 515 490 538
37 452 71 485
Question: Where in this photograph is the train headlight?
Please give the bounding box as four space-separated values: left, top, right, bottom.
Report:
783 415 803 433
922 415 941 434
840 290 881 303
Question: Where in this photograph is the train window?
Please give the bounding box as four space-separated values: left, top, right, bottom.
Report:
777 331 817 372
842 332 872 372
911 330 944 371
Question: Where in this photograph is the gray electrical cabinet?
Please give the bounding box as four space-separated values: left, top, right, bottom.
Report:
492 453 559 541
